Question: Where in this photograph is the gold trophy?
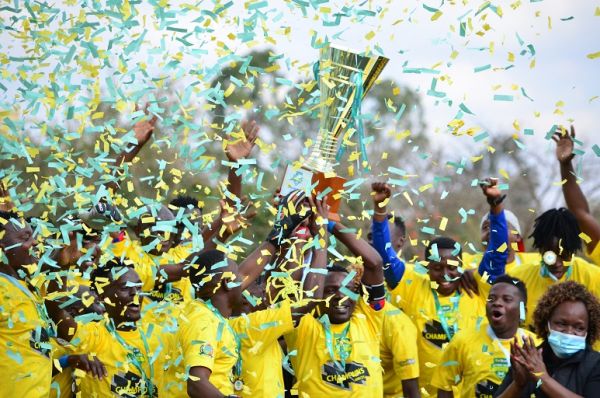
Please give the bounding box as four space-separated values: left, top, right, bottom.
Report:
281 44 388 221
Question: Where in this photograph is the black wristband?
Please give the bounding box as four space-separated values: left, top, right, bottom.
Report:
487 194 506 207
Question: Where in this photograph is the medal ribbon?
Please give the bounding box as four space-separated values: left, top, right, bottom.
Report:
431 289 460 342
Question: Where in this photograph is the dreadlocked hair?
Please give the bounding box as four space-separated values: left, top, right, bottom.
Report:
529 207 581 255
170 195 202 211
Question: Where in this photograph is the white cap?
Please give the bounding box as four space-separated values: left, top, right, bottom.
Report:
480 209 522 236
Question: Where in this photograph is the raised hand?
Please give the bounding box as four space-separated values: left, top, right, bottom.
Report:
371 182 391 209
552 125 575 164
0 181 16 212
479 177 502 202
132 104 158 147
225 119 260 162
307 195 330 237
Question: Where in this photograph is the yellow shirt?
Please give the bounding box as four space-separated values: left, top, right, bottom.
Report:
389 265 487 395
431 325 539 397
380 302 419 398
51 367 74 398
176 300 238 396
462 251 540 274
111 238 193 303
230 300 295 398
71 320 168 397
0 274 54 398
586 242 600 266
508 256 600 329
285 298 384 398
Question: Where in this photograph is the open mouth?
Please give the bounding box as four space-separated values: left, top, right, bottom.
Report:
490 309 504 322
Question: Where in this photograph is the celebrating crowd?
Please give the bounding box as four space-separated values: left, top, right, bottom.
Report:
1 117 600 398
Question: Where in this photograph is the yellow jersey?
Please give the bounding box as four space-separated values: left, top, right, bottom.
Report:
230 300 295 398
462 251 540 274
285 298 384 398
111 238 193 303
586 243 600 266
176 300 238 396
70 319 169 397
389 265 487 395
508 256 600 329
0 274 54 398
380 302 419 398
431 325 539 397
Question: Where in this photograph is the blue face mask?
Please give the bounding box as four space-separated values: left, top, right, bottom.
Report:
547 324 587 358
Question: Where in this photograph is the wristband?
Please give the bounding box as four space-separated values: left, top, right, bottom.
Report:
327 220 336 233
374 211 387 216
59 355 70 369
487 194 506 207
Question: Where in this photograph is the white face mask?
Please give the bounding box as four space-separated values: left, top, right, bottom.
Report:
547 323 587 358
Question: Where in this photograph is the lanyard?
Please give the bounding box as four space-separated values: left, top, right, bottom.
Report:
105 321 155 396
431 289 460 341
319 315 352 369
486 325 526 365
0 272 55 338
204 300 243 382
540 262 573 282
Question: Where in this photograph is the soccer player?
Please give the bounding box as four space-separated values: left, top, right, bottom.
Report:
431 275 537 397
0 210 54 397
177 191 320 398
285 212 387 397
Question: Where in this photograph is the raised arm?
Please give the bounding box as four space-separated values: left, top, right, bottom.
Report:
223 119 259 204
237 190 311 290
478 177 509 283
554 126 600 255
289 196 329 324
370 182 406 289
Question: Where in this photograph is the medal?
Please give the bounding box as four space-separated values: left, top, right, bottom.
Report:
234 378 244 391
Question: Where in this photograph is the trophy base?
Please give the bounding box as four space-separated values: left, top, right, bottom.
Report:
280 164 346 222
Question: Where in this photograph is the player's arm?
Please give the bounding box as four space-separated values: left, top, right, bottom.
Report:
478 177 509 282
187 366 226 398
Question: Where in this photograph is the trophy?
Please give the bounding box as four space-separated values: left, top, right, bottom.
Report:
280 45 388 221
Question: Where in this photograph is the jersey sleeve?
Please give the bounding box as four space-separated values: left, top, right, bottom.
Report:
478 210 509 283
231 300 294 355
371 218 406 290
68 321 105 353
178 314 219 371
430 332 464 391
382 307 419 380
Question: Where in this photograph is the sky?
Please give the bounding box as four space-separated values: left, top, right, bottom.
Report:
1 0 599 159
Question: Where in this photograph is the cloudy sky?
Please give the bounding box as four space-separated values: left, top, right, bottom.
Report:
2 0 598 155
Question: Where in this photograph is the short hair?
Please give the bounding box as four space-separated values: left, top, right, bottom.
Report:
425 236 462 261
188 249 227 286
529 208 582 255
387 214 406 236
170 195 202 211
533 281 600 344
90 259 133 294
0 210 21 233
493 275 528 303
327 264 350 274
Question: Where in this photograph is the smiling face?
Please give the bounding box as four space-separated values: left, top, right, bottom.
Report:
322 271 359 324
101 268 142 326
427 248 461 296
486 283 522 338
548 300 589 338
0 217 38 269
